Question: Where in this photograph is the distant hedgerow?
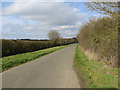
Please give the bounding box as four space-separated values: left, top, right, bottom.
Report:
2 38 77 57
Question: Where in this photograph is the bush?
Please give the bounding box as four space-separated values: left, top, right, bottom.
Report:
77 17 118 67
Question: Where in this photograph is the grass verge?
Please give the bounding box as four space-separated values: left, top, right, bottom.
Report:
73 45 118 88
0 45 68 72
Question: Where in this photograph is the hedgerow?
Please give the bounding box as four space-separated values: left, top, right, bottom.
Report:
77 17 118 67
2 38 77 57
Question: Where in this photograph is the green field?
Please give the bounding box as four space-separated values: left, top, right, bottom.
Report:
0 45 68 72
73 45 118 88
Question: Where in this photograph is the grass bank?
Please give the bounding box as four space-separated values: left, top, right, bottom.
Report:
73 45 118 88
1 45 68 72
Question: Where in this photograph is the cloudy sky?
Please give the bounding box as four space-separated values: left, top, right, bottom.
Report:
1 1 102 39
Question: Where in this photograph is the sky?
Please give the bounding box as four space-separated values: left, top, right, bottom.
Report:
1 1 103 40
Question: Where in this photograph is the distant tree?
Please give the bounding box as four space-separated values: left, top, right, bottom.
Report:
48 30 60 40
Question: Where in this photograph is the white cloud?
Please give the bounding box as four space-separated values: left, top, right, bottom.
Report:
2 2 85 39
52 25 75 30
3 2 84 25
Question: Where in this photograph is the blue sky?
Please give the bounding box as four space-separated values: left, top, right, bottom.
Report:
1 1 103 39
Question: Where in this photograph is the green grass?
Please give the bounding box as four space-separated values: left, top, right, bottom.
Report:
0 45 68 72
74 45 118 88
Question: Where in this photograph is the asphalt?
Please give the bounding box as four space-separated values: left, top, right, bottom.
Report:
2 45 80 88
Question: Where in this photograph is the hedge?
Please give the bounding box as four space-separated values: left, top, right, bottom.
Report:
2 38 77 57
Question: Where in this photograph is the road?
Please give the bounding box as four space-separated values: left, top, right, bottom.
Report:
2 45 80 88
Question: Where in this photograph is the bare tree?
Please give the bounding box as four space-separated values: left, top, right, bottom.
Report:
48 30 60 40
86 2 119 18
